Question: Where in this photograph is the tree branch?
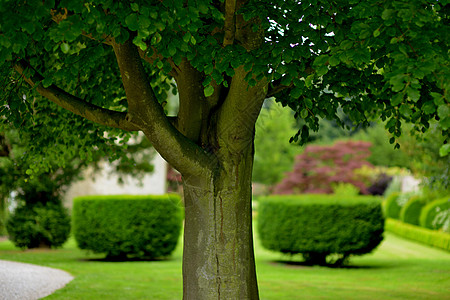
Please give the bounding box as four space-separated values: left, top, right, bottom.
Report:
112 38 212 176
14 60 140 131
267 79 294 98
217 66 268 149
173 58 206 142
223 0 236 46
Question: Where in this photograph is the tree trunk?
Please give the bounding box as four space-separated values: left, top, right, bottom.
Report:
182 147 259 299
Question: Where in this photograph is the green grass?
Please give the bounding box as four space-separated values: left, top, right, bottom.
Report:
1 230 449 299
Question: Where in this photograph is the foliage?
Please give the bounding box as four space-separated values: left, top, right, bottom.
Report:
400 123 450 190
386 218 450 252
72 194 183 259
420 197 450 232
6 200 70 249
383 176 404 198
331 182 360 196
351 123 411 168
257 195 384 266
399 196 427 226
253 101 301 185
273 140 373 194
0 0 447 169
383 192 407 219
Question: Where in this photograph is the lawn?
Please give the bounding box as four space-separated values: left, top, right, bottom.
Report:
0 230 449 299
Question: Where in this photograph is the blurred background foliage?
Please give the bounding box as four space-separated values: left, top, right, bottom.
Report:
253 100 449 196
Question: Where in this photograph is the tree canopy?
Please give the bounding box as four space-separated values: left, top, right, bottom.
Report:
0 0 448 166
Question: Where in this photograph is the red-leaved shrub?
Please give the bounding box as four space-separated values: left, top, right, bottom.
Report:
273 141 373 194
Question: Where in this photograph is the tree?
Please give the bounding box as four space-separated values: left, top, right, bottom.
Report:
253 101 300 185
0 1 448 299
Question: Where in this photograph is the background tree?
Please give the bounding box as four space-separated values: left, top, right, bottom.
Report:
0 1 448 299
0 127 155 237
253 101 301 186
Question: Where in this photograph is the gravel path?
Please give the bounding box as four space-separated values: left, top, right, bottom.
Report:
0 260 73 300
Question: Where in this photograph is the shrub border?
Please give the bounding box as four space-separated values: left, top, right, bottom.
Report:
385 218 450 252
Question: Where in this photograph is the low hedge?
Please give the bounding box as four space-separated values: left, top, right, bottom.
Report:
257 195 384 265
383 192 402 219
6 201 71 249
386 218 450 251
72 194 183 259
400 196 426 226
420 197 450 232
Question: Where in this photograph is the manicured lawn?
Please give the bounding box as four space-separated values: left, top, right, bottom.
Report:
0 230 449 299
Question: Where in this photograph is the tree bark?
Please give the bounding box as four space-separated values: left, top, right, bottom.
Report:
182 145 259 299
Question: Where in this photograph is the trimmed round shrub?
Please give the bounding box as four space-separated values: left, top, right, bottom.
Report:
383 192 403 219
6 201 71 249
72 194 183 259
400 196 426 226
420 197 450 232
258 195 384 265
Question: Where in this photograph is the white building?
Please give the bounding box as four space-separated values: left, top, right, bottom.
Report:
64 153 168 207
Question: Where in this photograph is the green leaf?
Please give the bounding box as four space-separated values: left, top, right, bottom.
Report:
390 74 407 92
313 55 328 67
316 66 328 77
386 117 397 130
437 104 449 119
329 55 340 67
167 44 176 56
305 74 314 88
125 14 139 31
202 76 212 87
373 29 381 38
440 117 450 130
204 64 213 75
382 9 395 21
204 85 214 97
290 87 302 99
42 77 53 88
300 108 308 119
439 144 450 157
60 43 70 54
422 102 435 114
391 93 404 106
406 87 420 102
139 16 151 30
399 104 412 117
340 40 353 50
431 92 444 106
131 3 139 11
304 98 313 109
183 32 191 43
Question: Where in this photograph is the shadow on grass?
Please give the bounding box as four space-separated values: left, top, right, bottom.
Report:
271 260 393 270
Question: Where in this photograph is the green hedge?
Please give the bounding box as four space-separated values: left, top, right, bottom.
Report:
6 201 71 249
383 192 402 219
400 196 426 226
386 218 450 251
420 197 450 232
72 194 183 259
257 195 384 265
